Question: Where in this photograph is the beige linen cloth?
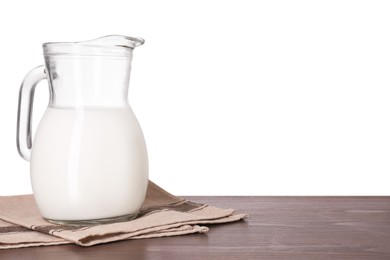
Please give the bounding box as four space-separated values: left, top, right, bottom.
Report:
0 181 247 249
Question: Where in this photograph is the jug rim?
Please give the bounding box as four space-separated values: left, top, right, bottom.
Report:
42 35 145 57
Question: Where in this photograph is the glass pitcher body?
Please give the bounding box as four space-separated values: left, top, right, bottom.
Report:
17 36 148 224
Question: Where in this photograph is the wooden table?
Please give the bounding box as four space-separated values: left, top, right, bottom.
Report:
1 196 390 259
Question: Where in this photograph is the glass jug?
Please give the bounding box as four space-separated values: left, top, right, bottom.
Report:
16 35 148 224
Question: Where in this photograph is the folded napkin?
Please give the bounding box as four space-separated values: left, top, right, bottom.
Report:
0 181 247 249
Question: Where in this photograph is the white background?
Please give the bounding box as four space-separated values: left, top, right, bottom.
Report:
0 0 389 195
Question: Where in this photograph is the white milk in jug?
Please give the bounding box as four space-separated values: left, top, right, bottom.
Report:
30 106 148 221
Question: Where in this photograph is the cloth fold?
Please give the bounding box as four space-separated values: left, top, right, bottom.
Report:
0 181 247 249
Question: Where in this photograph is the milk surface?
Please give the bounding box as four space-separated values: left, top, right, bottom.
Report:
30 106 148 220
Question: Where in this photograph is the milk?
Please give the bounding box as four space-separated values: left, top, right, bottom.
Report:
30 106 148 221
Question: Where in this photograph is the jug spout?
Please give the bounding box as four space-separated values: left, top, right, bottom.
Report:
83 35 145 49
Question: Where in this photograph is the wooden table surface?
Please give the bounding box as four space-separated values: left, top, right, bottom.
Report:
1 196 390 259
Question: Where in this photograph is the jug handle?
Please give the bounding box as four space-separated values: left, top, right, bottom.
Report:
17 65 46 162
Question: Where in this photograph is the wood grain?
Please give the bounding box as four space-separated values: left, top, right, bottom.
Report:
1 196 389 259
